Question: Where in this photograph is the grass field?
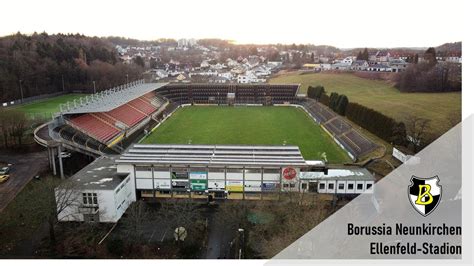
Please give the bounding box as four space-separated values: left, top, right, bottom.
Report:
141 106 351 163
10 93 86 119
269 72 461 138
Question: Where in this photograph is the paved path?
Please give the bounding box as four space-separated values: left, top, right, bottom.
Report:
0 150 49 212
203 207 235 259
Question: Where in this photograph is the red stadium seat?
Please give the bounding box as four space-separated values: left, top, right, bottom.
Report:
70 114 120 142
107 104 147 127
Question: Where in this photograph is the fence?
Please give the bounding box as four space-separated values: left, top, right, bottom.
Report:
1 91 66 108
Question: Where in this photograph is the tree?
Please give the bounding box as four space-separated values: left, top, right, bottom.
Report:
0 33 144 102
424 47 437 66
16 177 81 248
328 92 339 111
133 56 145 68
362 48 369 61
0 109 28 147
307 85 325 100
8 110 28 145
405 115 431 152
121 200 153 243
335 95 349 115
391 122 407 146
159 200 201 243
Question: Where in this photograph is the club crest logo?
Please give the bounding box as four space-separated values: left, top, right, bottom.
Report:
408 175 442 216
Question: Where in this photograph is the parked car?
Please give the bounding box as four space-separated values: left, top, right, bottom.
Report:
0 174 9 183
0 165 11 175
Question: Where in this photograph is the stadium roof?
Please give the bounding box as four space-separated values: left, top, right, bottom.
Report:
116 144 310 167
70 156 129 190
59 80 168 115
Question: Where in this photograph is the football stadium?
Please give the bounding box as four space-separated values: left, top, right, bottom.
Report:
34 81 377 222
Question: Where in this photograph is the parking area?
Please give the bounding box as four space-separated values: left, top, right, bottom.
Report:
0 150 49 212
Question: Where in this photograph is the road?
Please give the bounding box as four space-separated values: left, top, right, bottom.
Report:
0 150 49 212
203 206 236 259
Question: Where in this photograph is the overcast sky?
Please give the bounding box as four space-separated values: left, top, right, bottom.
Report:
0 0 463 48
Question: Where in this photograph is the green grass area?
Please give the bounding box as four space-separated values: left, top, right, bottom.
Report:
269 72 461 138
0 178 51 253
141 106 351 163
10 93 86 119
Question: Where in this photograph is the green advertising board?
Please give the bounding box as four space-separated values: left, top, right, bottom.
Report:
190 179 207 191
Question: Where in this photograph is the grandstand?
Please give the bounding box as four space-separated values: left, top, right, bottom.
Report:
156 83 300 105
44 80 169 156
301 99 377 157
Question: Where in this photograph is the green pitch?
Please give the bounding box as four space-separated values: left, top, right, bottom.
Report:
141 106 351 163
11 93 86 118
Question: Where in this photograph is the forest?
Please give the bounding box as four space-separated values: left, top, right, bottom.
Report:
0 32 143 102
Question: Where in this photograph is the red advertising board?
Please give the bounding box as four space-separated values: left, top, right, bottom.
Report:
282 167 297 180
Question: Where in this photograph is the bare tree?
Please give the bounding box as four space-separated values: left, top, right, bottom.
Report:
0 109 29 147
159 200 201 241
405 115 431 152
15 177 81 247
120 200 153 243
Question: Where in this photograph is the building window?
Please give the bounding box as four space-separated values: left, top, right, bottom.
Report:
301 183 308 190
82 192 98 206
348 183 354 190
357 184 363 190
328 183 334 190
319 183 325 190
338 183 345 190
366 183 373 189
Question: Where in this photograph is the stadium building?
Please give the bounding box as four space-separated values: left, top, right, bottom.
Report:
33 80 376 223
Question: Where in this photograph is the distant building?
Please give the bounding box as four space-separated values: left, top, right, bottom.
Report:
351 60 369 71
341 57 354 65
331 62 351 70
302 63 322 72
154 69 169 80
177 38 197 48
375 50 391 63
389 59 410 72
367 64 392 72
209 76 230 84
200 60 210 68
445 55 462 64
237 72 265 83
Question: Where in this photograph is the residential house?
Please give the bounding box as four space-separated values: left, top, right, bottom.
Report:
375 50 391 63
389 59 410 72
367 64 392 72
237 71 265 84
209 76 231 84
154 69 169 80
351 60 369 71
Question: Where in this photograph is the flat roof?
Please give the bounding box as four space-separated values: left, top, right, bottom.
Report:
70 156 129 190
61 82 168 115
299 168 374 181
116 144 309 167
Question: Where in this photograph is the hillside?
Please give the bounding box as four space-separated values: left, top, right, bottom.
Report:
269 72 461 139
0 33 143 102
